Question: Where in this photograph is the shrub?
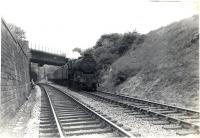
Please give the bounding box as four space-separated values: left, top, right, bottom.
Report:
81 31 145 85
111 64 141 86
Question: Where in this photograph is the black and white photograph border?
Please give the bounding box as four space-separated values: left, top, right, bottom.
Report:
0 0 199 138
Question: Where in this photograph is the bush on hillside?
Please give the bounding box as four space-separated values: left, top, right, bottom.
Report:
85 31 144 76
78 30 145 85
117 32 143 55
111 64 141 86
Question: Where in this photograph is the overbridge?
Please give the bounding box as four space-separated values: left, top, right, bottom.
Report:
30 49 68 66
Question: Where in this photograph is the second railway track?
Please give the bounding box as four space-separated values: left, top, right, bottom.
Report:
38 84 133 138
77 90 200 136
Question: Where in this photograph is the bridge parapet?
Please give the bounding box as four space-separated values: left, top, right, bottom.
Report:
30 49 68 66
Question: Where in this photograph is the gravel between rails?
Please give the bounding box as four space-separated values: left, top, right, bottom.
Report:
48 82 199 138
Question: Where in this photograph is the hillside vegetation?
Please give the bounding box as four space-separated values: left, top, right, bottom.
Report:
85 32 145 71
86 15 199 110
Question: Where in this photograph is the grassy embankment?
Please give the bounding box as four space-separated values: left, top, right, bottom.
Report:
88 15 199 110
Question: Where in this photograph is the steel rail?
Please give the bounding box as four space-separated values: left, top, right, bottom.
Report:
84 91 200 133
60 90 133 137
39 85 65 138
40 83 134 137
97 91 199 115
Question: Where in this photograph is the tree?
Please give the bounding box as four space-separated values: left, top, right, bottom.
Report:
8 23 26 41
8 23 29 55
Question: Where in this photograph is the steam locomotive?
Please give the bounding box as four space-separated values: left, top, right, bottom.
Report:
47 54 97 91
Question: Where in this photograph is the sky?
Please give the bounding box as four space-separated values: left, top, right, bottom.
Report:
1 0 198 58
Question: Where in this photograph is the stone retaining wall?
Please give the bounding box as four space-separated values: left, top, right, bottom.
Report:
1 19 30 126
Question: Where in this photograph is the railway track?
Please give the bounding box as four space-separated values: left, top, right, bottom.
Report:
38 84 134 138
80 90 200 136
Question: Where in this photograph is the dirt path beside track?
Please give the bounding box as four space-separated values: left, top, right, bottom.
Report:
0 85 41 138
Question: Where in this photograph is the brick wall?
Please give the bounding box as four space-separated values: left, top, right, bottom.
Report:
1 19 30 126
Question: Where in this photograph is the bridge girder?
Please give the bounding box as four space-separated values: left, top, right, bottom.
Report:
30 49 68 66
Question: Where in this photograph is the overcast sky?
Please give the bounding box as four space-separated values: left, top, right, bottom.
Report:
1 0 198 58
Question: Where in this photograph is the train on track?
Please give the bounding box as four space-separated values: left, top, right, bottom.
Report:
47 53 98 91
